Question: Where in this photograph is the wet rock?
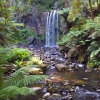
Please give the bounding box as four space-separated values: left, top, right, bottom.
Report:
68 64 78 70
66 85 72 91
31 87 42 92
47 93 61 100
96 89 100 92
51 93 61 97
56 57 65 63
83 78 89 81
45 79 53 86
2 67 11 73
75 86 80 92
42 92 51 99
85 68 93 73
42 87 48 93
74 80 86 86
62 91 67 95
64 80 70 86
47 86 57 93
65 61 72 65
62 94 72 100
77 64 84 68
28 44 34 48
29 67 43 75
50 76 63 82
98 67 100 72
55 64 67 71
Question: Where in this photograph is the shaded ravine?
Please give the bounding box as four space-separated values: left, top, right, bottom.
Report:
14 47 100 100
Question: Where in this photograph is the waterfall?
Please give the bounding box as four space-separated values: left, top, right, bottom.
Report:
45 10 59 47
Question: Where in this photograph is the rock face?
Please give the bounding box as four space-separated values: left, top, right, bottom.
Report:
21 14 41 34
21 12 47 35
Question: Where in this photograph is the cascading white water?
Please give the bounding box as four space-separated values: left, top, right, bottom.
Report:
45 10 59 47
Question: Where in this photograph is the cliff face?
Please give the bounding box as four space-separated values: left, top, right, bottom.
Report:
21 13 47 35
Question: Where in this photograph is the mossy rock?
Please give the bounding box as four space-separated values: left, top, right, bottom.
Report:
66 85 72 91
47 87 57 93
2 67 11 73
74 80 86 86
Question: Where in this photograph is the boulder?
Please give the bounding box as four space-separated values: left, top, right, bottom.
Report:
73 80 86 86
55 64 67 71
31 87 42 92
29 67 43 75
42 92 51 99
47 93 61 100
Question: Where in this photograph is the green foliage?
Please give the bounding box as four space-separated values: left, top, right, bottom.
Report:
0 86 35 100
0 64 47 100
37 34 45 41
7 48 31 63
58 14 100 67
0 47 11 64
27 57 44 68
13 27 36 43
69 0 81 20
6 67 47 87
57 8 69 16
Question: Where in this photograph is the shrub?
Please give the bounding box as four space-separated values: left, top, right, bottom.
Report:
27 57 44 68
7 48 31 63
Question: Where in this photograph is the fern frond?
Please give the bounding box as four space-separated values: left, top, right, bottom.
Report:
6 67 48 86
0 86 35 100
16 75 48 87
6 69 26 86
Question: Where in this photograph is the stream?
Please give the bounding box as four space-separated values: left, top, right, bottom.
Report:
14 47 100 100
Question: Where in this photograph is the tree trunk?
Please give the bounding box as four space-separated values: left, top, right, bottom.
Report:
96 0 99 7
88 0 94 20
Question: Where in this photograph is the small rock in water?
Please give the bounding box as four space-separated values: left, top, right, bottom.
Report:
42 87 48 93
51 93 61 97
42 92 51 99
47 93 61 100
96 89 100 92
85 68 93 73
29 68 43 75
55 64 66 71
62 94 72 100
77 64 84 68
74 80 86 86
75 86 80 92
83 78 89 81
64 80 70 86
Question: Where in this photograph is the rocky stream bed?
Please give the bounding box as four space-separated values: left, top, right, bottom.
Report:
12 47 100 100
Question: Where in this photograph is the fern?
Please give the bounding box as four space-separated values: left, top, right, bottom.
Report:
0 86 35 100
6 69 25 86
6 67 47 86
17 75 47 87
0 63 48 100
90 48 100 59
